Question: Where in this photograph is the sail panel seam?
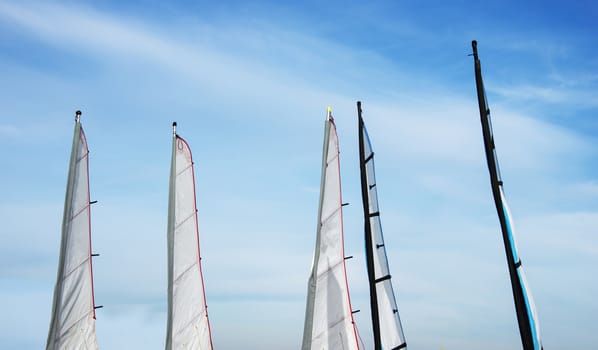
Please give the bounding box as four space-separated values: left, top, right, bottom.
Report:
173 261 199 284
175 211 196 230
320 206 341 226
61 256 91 281
172 308 207 337
69 204 90 222
315 259 345 280
76 151 89 163
176 163 193 177
56 309 95 340
325 153 339 167
310 315 353 340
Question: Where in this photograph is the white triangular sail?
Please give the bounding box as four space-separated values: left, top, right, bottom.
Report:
47 113 98 350
165 124 213 350
302 109 360 350
359 113 407 349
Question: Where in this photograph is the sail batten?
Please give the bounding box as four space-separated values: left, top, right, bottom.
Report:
302 109 360 350
47 114 98 350
472 40 543 350
358 102 407 350
166 127 213 350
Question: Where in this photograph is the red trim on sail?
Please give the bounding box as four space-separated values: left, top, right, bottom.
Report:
176 135 214 349
329 118 361 349
81 128 97 320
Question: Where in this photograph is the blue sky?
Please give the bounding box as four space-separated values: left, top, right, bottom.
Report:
0 0 597 349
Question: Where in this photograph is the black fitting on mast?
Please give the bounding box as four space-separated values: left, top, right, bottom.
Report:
75 110 82 122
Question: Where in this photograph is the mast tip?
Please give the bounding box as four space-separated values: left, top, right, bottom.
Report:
75 110 82 122
172 121 177 127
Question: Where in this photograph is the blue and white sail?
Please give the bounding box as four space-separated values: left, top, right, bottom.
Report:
47 111 99 350
472 40 543 350
358 102 407 350
302 108 360 350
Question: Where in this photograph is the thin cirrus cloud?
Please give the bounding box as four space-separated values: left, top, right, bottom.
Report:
0 1 392 115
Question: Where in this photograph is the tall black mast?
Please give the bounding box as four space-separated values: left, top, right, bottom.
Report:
472 40 542 350
358 101 382 349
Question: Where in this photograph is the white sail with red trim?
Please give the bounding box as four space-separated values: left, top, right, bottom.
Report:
302 109 360 350
165 124 213 350
46 113 98 350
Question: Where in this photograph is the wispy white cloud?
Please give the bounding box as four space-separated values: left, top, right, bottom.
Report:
492 84 567 103
567 181 598 198
519 211 598 257
491 83 598 108
0 1 392 118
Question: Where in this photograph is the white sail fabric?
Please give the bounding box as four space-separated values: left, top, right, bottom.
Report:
165 131 213 350
302 111 360 350
361 123 407 349
500 189 543 350
47 118 98 350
